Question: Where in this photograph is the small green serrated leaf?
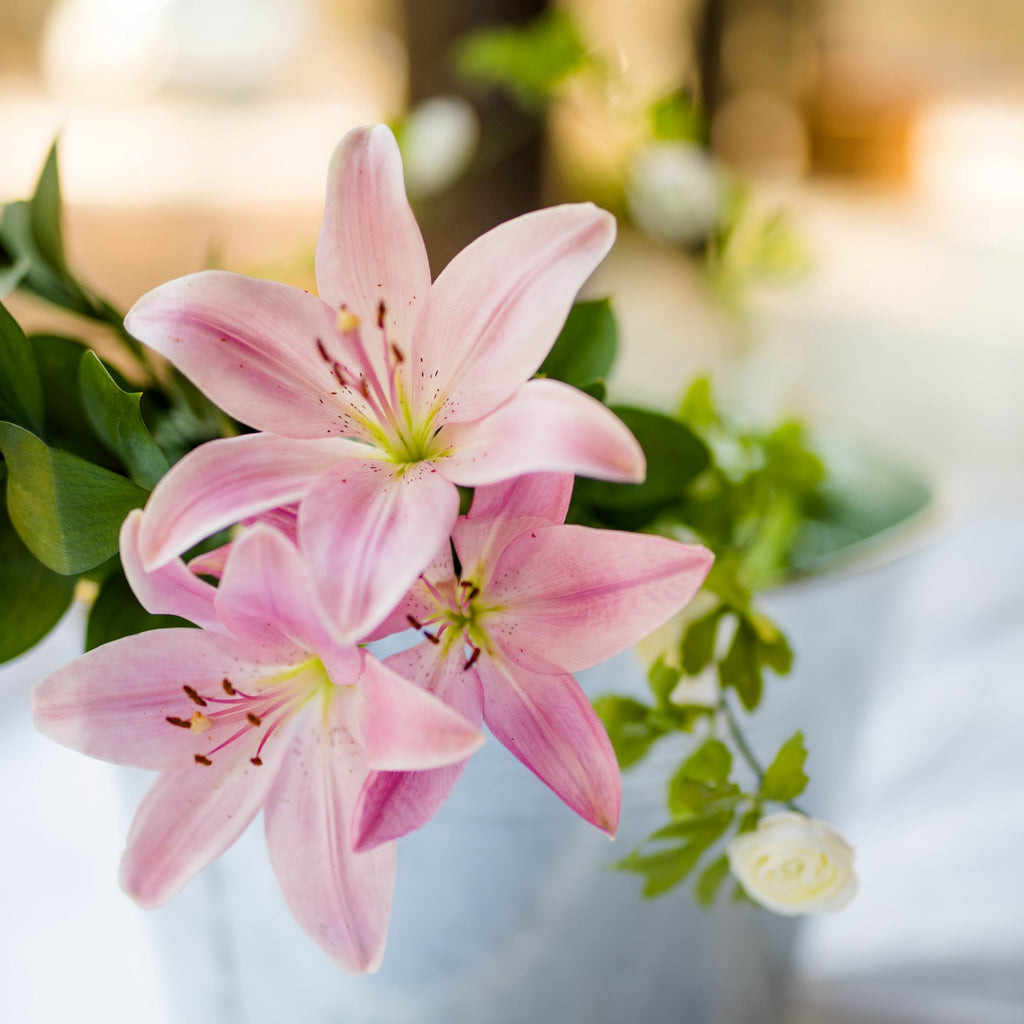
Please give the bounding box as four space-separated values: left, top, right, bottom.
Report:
620 809 733 898
761 730 809 802
678 376 716 433
667 740 739 816
454 8 591 108
680 737 733 784
79 351 169 489
538 298 617 391
0 504 76 662
592 693 662 768
85 568 192 650
0 301 44 434
681 605 725 675
647 654 681 706
0 420 149 574
648 90 704 143
736 805 763 834
650 808 735 841
718 618 763 710
695 853 731 907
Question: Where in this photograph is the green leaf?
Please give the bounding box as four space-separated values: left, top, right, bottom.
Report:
29 142 68 276
678 376 716 433
667 738 739 816
537 298 617 390
31 334 119 466
574 406 710 511
85 568 192 650
0 253 31 299
454 9 591 108
619 810 733 897
0 503 76 662
681 605 725 675
0 420 149 574
718 618 762 710
679 737 732 785
746 608 793 675
79 351 169 489
647 654 681 706
650 807 734 842
736 805 762 834
648 90 704 143
592 693 662 768
0 301 44 434
695 853 731 907
761 731 809 802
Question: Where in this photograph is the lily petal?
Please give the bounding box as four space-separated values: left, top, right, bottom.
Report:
453 474 574 583
138 433 362 570
477 653 620 837
316 124 431 384
440 379 644 487
120 510 222 632
466 473 574 526
31 629 266 771
487 526 713 673
120 711 294 907
213 525 349 667
125 271 370 438
353 642 484 852
264 688 396 972
413 204 615 422
358 644 483 772
299 459 459 643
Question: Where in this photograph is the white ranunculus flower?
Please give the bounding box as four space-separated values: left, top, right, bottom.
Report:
625 141 724 246
727 812 857 915
399 96 480 198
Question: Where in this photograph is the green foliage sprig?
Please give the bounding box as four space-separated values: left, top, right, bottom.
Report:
0 144 228 663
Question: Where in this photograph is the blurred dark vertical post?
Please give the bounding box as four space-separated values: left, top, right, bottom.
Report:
402 0 548 272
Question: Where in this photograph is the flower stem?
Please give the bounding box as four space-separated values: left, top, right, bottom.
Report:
719 692 765 783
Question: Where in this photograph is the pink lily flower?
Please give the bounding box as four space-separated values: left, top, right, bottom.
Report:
353 474 714 851
32 511 483 972
124 124 644 641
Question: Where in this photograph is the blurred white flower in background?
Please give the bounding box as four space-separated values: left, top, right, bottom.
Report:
399 96 480 199
625 140 724 246
728 812 857 915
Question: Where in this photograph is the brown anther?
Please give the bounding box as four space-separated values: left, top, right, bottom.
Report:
183 685 207 707
406 614 424 630
250 757 263 766
390 342 404 364
166 716 191 729
246 712 262 727
222 678 236 695
464 647 481 671
194 754 212 766
315 338 330 361
332 362 347 386
468 586 480 601
357 378 370 399
377 300 386 328
424 630 441 645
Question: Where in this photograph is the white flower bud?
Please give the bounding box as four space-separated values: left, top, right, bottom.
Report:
727 812 857 915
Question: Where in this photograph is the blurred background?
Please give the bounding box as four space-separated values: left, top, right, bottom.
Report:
1 1 1022 1021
